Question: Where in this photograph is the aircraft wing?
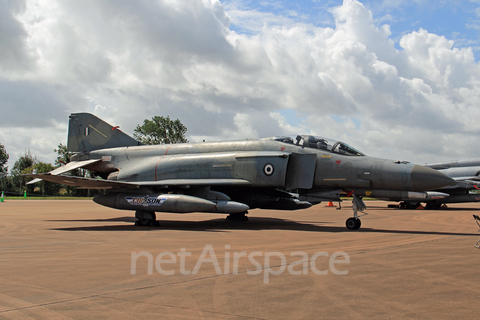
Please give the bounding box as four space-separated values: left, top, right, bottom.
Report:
25 173 251 190
26 159 102 185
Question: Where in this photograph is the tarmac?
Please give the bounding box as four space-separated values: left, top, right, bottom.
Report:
0 199 479 319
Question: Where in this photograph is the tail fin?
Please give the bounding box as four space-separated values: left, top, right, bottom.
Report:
67 113 142 152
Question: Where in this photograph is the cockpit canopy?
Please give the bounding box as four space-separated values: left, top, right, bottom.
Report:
268 135 365 156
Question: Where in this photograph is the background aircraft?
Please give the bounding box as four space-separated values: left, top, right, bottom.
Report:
388 159 480 209
27 113 454 229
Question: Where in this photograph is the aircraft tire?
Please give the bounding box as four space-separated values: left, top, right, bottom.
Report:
425 202 441 210
135 218 153 226
135 211 156 226
405 202 421 210
226 213 249 221
346 217 361 230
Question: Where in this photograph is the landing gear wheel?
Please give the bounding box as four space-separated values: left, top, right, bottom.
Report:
403 202 421 210
135 218 153 226
425 202 441 210
226 212 249 221
135 211 156 227
346 217 361 230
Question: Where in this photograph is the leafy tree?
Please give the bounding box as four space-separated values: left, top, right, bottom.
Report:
0 143 9 192
22 162 61 196
0 143 8 176
10 153 36 194
12 153 35 172
54 143 73 167
133 116 188 145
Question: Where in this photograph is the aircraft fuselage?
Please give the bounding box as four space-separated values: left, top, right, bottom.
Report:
75 139 452 196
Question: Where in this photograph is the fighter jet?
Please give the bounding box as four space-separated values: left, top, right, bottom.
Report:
27 113 455 230
391 159 480 209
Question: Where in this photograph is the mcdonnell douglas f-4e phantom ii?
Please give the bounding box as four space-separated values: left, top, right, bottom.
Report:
27 113 455 230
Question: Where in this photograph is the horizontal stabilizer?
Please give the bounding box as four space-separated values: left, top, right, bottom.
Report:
26 159 101 185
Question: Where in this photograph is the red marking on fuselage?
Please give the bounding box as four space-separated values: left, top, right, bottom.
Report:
155 147 171 181
281 147 285 151
336 160 341 165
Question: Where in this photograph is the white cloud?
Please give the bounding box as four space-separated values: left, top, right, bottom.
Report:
0 0 36 76
1 0 480 169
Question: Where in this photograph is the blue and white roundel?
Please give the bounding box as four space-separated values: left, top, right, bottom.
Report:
264 163 274 176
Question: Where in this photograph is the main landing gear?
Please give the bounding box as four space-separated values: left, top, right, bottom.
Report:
399 201 422 210
226 212 249 221
345 195 367 230
135 210 158 227
133 210 250 226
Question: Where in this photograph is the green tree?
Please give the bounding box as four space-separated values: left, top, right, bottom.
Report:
54 143 73 167
0 143 9 192
22 162 61 196
12 153 35 172
0 143 8 175
10 153 36 194
133 116 188 145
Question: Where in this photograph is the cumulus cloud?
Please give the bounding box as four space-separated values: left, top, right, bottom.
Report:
0 0 36 75
0 0 479 167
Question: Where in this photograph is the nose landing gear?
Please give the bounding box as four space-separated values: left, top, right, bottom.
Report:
345 195 367 230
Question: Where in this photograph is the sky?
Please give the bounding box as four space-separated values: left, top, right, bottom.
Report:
1 0 480 170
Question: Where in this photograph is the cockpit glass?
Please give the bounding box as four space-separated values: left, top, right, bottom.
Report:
331 142 364 156
270 135 365 156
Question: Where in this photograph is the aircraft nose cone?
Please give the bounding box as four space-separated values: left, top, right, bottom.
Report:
411 165 455 191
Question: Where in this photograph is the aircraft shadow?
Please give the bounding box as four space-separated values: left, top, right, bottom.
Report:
431 207 480 211
47 217 138 223
49 216 479 236
343 204 480 211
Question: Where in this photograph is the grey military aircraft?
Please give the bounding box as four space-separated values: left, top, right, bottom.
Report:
389 159 480 209
27 113 455 230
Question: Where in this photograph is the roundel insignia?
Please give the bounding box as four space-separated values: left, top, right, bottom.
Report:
264 163 274 176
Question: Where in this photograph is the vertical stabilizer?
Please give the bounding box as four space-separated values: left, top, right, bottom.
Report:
67 113 142 152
